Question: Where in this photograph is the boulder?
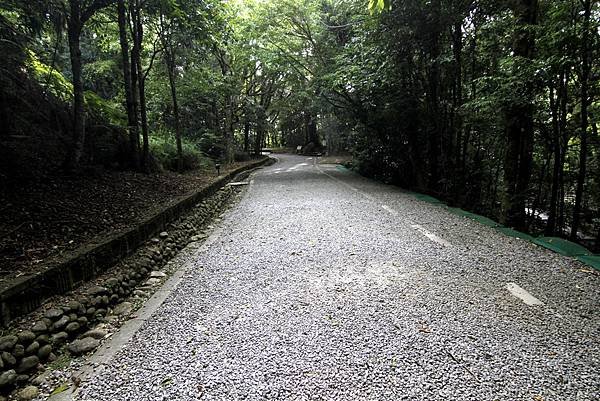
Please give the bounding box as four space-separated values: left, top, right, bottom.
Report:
17 385 39 400
44 308 64 320
0 370 16 387
1 352 16 366
16 356 39 373
50 332 68 346
0 335 18 351
67 338 100 355
82 329 107 340
112 302 132 316
13 344 25 358
16 331 36 344
37 345 52 360
25 341 39 356
53 315 70 331
30 321 48 334
87 286 108 296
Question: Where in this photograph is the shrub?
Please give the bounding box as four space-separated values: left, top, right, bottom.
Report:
150 132 212 172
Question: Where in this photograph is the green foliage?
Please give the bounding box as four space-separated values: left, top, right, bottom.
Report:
26 51 73 103
150 131 213 172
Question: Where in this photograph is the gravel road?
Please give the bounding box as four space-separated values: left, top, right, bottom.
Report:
75 154 599 401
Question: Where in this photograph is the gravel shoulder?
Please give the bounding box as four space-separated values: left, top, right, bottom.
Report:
72 154 599 401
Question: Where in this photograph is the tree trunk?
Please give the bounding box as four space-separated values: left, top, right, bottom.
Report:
243 120 250 153
502 0 538 230
65 1 85 171
224 95 234 164
254 127 263 156
138 70 150 170
165 51 183 171
129 0 140 158
545 81 560 236
571 0 592 240
117 0 138 169
134 2 150 171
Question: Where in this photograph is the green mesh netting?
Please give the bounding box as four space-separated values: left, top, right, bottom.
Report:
533 237 591 257
404 191 598 269
445 207 502 228
495 227 535 241
412 193 445 204
575 255 600 271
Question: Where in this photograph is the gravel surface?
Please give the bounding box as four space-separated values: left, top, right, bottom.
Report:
74 154 599 401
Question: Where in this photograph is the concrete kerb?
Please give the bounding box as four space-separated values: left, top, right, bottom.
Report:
0 157 273 327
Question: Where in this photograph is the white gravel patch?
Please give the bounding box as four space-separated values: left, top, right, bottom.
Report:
74 155 600 401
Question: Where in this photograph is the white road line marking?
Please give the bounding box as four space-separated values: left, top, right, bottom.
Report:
506 283 543 306
382 204 398 216
411 224 451 247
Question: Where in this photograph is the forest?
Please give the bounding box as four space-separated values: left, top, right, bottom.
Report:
0 0 599 249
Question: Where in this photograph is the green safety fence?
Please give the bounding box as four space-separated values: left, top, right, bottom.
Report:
495 227 536 242
576 255 600 271
407 191 599 271
532 237 592 257
411 193 446 205
445 207 502 228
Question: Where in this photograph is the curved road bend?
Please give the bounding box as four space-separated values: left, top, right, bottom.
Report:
76 154 599 401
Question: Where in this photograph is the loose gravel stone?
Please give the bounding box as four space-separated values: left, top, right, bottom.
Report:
75 155 600 401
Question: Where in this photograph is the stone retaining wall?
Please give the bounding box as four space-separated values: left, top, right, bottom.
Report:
0 159 272 396
0 157 271 327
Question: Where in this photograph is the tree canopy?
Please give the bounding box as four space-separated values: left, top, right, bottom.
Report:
0 0 598 246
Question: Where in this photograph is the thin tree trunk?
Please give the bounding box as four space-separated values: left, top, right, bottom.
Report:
165 51 183 171
224 95 234 164
135 5 150 171
545 81 560 236
117 0 138 169
243 120 250 152
65 1 85 171
571 0 592 240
